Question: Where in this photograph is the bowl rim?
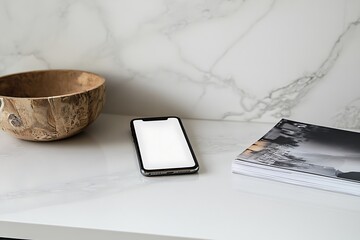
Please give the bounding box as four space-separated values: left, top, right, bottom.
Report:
0 69 105 99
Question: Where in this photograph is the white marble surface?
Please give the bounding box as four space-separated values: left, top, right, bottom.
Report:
1 0 360 129
0 114 360 240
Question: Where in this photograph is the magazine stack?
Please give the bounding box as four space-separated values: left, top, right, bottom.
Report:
233 119 360 196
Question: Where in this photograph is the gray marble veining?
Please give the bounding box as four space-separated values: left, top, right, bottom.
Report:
0 0 359 129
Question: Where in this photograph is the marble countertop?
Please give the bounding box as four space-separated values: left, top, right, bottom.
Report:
1 114 360 240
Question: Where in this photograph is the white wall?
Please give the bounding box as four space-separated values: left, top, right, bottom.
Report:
1 0 360 129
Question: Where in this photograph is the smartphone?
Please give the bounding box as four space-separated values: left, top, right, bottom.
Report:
130 116 199 176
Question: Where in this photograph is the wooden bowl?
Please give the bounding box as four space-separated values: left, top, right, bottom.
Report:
0 70 105 141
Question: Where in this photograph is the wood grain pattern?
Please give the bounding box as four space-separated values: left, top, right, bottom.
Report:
0 70 105 141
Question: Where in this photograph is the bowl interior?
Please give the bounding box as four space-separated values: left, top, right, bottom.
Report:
0 70 104 98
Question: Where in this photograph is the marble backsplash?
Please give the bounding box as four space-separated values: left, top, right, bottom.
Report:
0 0 359 129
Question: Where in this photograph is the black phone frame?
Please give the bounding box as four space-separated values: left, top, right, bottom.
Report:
130 116 199 177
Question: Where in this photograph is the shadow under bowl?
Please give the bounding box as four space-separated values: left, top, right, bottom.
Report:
0 70 105 141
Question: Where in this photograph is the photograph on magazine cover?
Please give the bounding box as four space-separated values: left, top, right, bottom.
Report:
236 119 360 183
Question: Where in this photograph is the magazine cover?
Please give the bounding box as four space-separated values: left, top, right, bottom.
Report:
236 119 360 183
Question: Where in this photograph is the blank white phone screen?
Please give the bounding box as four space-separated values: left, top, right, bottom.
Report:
133 118 195 170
